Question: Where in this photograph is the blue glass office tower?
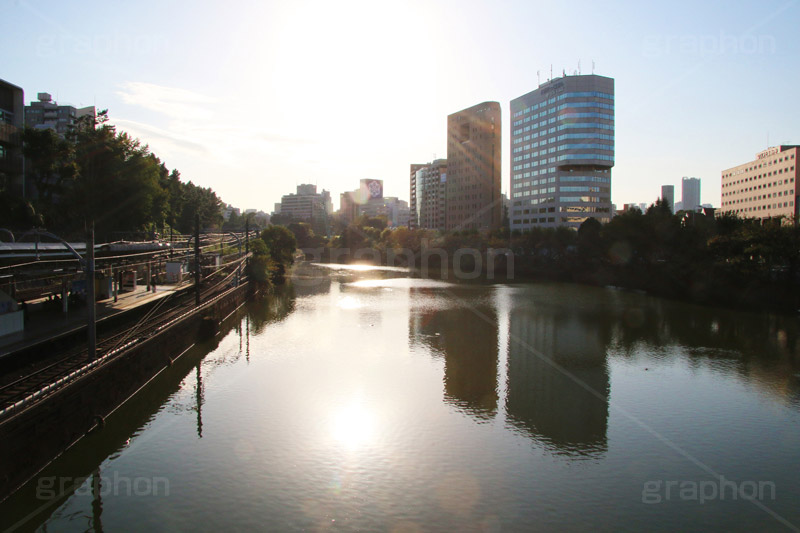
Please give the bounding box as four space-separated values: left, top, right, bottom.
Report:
509 75 614 230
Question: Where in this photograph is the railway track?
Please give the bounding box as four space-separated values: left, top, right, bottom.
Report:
0 264 247 420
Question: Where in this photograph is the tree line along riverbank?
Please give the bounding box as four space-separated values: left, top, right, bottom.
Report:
285 202 800 314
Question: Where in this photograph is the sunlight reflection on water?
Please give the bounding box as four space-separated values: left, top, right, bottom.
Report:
347 278 454 289
329 399 376 450
311 262 410 273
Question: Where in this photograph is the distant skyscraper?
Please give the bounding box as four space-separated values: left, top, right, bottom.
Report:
446 101 501 231
661 185 675 213
681 177 701 212
409 164 424 228
510 74 614 230
410 159 447 231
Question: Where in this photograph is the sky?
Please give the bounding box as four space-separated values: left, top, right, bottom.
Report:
3 0 800 213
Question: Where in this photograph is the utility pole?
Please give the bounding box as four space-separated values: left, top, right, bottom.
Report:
194 213 201 306
244 218 250 284
87 224 96 361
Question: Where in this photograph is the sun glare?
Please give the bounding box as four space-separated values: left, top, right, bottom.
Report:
337 296 362 309
330 401 376 450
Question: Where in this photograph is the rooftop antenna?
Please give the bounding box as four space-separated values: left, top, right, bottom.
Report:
592 60 595 74
537 70 540 84
578 60 581 75
550 64 553 80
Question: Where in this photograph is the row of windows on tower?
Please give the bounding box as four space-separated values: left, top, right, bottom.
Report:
511 91 614 119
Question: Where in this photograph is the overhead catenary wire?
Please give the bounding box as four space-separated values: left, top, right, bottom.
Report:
0 235 250 302
0 235 245 272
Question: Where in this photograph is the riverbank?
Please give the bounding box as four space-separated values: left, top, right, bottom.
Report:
303 206 800 315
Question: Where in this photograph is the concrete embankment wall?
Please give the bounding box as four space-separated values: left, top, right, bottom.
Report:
0 282 253 503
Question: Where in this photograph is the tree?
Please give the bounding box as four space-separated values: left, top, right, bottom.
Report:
287 222 315 248
175 181 223 234
261 225 296 265
355 214 387 231
55 111 168 238
21 127 77 213
246 237 274 287
9 110 233 240
577 217 603 259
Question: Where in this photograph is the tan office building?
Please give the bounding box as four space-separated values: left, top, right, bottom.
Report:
720 146 799 223
446 101 501 231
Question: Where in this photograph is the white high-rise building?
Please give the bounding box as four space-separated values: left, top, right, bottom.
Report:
510 74 614 230
681 177 701 212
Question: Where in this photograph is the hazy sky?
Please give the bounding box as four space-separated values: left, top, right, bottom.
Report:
4 0 799 212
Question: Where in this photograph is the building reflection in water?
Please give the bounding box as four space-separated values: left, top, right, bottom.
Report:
505 290 611 458
409 288 498 421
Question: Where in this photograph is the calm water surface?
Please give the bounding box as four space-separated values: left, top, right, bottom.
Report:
3 263 800 531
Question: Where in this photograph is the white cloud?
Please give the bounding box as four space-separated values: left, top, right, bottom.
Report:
115 81 316 152
112 118 207 155
111 81 326 208
116 81 216 120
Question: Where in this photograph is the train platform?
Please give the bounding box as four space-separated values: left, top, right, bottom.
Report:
0 281 193 360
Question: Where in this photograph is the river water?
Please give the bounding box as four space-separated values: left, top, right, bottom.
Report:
3 263 800 531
